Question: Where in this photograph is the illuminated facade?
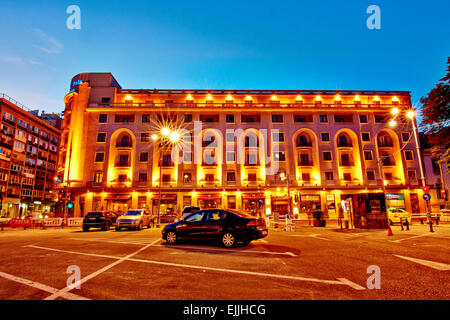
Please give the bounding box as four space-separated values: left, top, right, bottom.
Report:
0 94 61 217
59 73 428 226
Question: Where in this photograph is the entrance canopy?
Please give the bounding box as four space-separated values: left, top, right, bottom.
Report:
151 194 177 201
105 195 131 202
198 194 222 200
243 193 265 199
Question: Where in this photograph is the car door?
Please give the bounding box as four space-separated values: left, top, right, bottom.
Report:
177 211 206 238
203 210 227 239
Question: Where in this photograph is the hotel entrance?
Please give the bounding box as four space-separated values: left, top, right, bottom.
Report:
152 194 177 215
271 197 289 219
243 193 265 217
105 195 132 215
198 194 222 209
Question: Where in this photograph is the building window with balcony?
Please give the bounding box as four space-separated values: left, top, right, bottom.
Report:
378 133 393 147
340 154 352 166
384 173 393 180
343 173 352 181
99 114 108 123
94 172 103 183
325 172 334 181
323 151 332 161
241 114 260 123
118 175 127 182
408 170 416 180
248 173 257 182
115 115 135 123
294 114 313 123
97 133 106 143
381 153 394 166
119 154 129 166
205 174 215 183
95 152 105 163
162 174 171 183
140 152 148 162
117 135 132 147
227 172 236 182
301 173 311 182
183 173 192 183
321 133 330 142
367 171 376 181
337 134 351 147
162 154 173 167
364 151 373 161
139 172 148 183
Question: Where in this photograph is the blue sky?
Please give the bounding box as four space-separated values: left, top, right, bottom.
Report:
0 0 449 115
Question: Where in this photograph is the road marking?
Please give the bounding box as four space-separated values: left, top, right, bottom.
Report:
25 245 123 259
0 271 89 300
69 238 157 246
394 255 450 271
25 244 364 290
42 238 162 300
286 234 330 241
158 244 298 257
390 234 428 243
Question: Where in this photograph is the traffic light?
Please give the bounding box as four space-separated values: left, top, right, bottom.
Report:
67 203 74 210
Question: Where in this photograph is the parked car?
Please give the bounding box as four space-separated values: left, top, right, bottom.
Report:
182 206 201 219
116 209 152 231
82 211 118 231
162 209 268 248
387 208 411 225
158 213 179 224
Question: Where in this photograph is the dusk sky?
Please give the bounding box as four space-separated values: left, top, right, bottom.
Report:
0 0 449 117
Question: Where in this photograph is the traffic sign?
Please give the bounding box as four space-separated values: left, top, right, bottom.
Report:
421 186 431 193
423 193 431 201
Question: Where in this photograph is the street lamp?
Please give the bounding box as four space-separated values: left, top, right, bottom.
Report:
153 128 182 228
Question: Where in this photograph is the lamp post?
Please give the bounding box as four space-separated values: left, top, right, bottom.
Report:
152 128 181 228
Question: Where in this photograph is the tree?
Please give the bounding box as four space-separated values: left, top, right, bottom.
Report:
420 57 450 169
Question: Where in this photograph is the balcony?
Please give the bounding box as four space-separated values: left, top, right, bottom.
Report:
116 143 132 149
115 161 131 168
339 161 355 167
298 161 313 167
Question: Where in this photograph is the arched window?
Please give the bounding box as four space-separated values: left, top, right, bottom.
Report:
338 134 351 147
378 133 393 147
297 134 311 147
117 134 132 147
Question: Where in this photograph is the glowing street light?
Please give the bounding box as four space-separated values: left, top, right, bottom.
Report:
389 119 397 127
161 127 171 137
391 107 400 115
406 110 416 119
169 131 181 143
151 134 159 141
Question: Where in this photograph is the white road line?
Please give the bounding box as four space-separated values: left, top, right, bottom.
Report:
158 245 298 257
69 238 156 246
394 255 450 271
390 234 429 243
42 238 161 300
25 244 364 290
0 271 90 300
25 245 122 260
286 234 330 241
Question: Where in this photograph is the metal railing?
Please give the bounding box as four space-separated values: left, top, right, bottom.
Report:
0 93 34 112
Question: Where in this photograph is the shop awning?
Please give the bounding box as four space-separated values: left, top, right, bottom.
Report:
243 193 265 199
198 194 222 200
105 195 132 201
151 194 177 200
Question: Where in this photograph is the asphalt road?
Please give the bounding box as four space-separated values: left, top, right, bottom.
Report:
0 223 448 300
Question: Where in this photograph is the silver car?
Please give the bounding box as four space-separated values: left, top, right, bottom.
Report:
115 210 152 231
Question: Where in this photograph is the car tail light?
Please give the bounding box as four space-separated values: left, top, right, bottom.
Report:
247 220 259 227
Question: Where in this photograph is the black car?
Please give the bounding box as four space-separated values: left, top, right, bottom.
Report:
82 211 118 231
162 209 268 248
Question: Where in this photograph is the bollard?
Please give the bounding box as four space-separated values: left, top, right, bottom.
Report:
406 218 410 231
436 215 440 226
400 218 404 231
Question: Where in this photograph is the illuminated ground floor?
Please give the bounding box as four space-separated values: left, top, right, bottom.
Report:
67 187 428 228
0 198 56 218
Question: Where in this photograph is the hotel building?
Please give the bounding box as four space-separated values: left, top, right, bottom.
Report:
0 94 61 217
59 73 428 227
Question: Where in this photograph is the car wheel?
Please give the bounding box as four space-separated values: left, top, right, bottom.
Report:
222 232 236 248
138 222 143 231
82 227 89 232
147 221 152 229
166 231 177 244
115 227 121 232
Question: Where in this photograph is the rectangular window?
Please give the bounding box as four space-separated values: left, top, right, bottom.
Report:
183 173 192 183
141 133 150 142
241 114 260 123
323 151 332 161
162 174 171 183
321 133 330 142
226 114 235 123
274 151 286 161
300 154 310 166
294 114 313 123
359 115 368 124
272 114 283 123
184 114 193 123
408 170 416 180
118 175 127 183
94 172 103 183
343 173 352 181
95 153 104 163
99 114 108 123
272 132 285 142
142 114 150 123
402 132 410 142
227 196 236 209
325 172 334 181
334 115 353 123
361 132 371 142
227 172 236 182
226 132 235 143
140 152 149 162
115 115 135 123
205 174 215 182
183 152 193 163
301 173 311 181
405 150 414 161
226 152 236 163
364 151 373 161
384 173 393 180
367 171 376 181
248 174 257 182
139 173 148 182
101 97 111 103
319 115 328 123
97 133 106 143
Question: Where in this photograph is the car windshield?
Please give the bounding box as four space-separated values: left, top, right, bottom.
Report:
225 209 255 219
86 212 103 217
125 211 142 216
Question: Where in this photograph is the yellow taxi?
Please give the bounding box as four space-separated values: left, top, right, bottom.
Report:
387 208 411 225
